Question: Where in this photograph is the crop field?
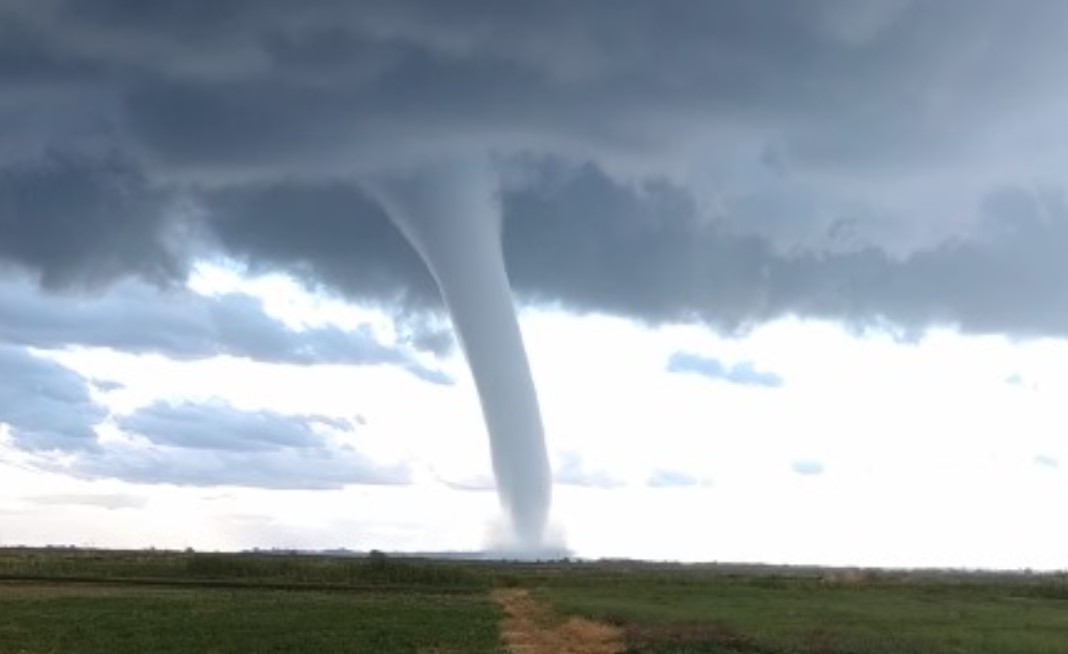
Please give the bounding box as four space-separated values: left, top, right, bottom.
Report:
534 567 1068 653
0 583 501 654
1 548 1066 653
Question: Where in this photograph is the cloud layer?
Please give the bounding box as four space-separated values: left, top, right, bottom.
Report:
3 2 1066 498
0 277 449 381
0 1 1066 341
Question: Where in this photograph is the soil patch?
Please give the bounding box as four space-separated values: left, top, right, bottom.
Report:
492 588 624 654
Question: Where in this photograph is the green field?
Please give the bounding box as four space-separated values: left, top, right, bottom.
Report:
0 549 502 654
1 548 1066 653
0 583 502 654
537 569 1068 653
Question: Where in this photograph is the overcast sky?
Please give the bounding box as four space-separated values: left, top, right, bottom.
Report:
1 0 1067 568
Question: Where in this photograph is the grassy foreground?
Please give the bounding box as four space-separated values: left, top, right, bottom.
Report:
2 548 1067 653
535 565 1068 653
0 583 502 654
0 548 503 654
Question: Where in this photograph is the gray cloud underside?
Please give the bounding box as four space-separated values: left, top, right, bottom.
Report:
0 345 105 451
211 164 1068 337
8 1 1063 174
9 151 1066 340
0 154 185 290
0 1 1066 338
0 276 450 382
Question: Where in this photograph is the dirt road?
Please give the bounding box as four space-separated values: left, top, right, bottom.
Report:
492 588 624 654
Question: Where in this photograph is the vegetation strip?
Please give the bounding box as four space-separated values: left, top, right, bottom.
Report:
0 574 481 595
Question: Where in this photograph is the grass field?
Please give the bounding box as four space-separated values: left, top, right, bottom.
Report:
0 549 503 654
539 571 1068 653
0 582 502 654
1 548 1066 653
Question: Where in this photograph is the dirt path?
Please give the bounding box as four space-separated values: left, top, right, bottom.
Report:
492 588 624 654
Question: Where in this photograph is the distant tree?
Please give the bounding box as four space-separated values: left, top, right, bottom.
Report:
368 549 389 568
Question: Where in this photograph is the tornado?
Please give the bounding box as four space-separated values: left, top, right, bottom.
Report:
367 160 552 551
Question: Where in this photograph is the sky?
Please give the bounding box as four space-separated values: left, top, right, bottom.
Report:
1 0 1067 569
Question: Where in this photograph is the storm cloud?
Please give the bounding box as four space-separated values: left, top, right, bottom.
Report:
0 154 184 290
0 1 1067 336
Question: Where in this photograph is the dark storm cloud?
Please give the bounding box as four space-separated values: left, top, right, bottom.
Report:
41 2 1068 177
0 154 183 290
667 352 784 388
0 277 449 381
0 0 1065 338
507 167 1068 338
0 346 105 451
201 180 436 310
200 180 456 359
39 1 1054 173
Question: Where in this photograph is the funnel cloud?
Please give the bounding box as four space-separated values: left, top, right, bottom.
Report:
368 161 551 550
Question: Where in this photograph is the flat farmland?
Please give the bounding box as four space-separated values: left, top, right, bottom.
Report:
0 581 502 654
1 548 1067 653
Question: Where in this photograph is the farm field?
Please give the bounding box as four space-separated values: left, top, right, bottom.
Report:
1 548 1067 653
536 569 1068 653
0 582 501 654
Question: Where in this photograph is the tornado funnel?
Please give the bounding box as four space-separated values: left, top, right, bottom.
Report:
368 161 552 550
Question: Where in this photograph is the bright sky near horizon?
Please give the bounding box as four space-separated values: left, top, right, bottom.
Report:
2 262 1066 569
2 0 1068 569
